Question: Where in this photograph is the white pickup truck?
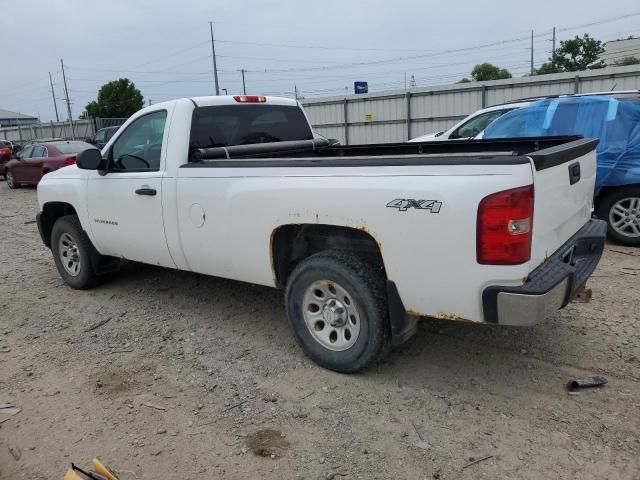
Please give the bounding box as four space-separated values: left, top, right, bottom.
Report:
36 95 607 372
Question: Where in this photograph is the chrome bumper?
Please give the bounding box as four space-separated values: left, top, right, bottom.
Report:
496 278 569 326
483 219 607 326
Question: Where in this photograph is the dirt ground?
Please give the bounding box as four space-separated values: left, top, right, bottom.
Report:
0 184 639 480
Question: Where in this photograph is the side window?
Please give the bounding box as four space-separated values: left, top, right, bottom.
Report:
110 110 167 171
32 146 46 158
19 146 33 159
94 129 106 143
450 110 508 139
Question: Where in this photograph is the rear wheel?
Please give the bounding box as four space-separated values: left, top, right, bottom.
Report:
597 187 640 246
284 251 390 373
51 215 101 289
6 170 19 189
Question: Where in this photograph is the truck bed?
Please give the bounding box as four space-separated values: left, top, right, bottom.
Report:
189 136 596 171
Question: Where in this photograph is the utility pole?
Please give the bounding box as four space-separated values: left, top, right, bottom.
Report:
209 21 220 95
552 26 556 54
530 30 534 75
60 58 75 140
48 72 60 122
241 69 246 95
148 98 153 106
294 85 299 101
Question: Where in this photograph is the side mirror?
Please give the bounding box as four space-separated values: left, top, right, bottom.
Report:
76 148 103 170
86 137 95 145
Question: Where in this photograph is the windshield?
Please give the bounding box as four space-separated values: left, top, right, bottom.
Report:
189 104 313 149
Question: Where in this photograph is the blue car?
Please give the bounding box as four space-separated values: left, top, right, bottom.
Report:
483 94 640 246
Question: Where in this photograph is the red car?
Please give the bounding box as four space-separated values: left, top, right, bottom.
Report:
0 143 11 179
5 141 92 189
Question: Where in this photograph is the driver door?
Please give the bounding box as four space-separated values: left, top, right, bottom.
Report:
12 146 33 183
86 110 175 268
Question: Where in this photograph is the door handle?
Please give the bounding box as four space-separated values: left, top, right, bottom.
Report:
568 162 581 185
135 187 157 196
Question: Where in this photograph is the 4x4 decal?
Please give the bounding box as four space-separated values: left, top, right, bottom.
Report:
386 199 442 213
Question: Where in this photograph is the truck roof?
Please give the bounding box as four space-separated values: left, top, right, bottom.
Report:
140 95 299 111
191 95 299 107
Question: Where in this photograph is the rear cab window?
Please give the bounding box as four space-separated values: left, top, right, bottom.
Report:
189 104 313 151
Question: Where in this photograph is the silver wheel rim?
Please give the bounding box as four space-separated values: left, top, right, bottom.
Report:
6 172 13 188
609 197 640 238
58 232 81 277
302 280 361 351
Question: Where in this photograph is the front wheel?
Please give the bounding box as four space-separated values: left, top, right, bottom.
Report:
51 215 101 289
284 251 390 373
597 187 640 246
6 170 19 189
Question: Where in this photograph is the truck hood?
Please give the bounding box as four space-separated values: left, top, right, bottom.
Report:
42 164 83 181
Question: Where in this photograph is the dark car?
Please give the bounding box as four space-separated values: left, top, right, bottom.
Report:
5 141 93 189
88 126 119 149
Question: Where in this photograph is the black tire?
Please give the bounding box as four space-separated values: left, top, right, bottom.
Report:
596 186 640 247
6 170 19 189
51 215 101 289
284 251 390 373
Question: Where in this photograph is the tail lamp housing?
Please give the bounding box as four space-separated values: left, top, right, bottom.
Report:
477 185 534 265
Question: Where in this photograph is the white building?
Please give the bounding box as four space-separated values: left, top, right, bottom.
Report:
601 37 640 66
0 108 39 128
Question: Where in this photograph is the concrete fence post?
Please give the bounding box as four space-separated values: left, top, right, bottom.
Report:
406 91 412 141
343 99 349 146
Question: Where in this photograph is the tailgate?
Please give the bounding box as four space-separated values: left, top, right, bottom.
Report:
527 138 599 269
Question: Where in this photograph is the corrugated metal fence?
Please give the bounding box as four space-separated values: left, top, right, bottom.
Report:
0 117 128 143
302 65 640 145
0 119 95 143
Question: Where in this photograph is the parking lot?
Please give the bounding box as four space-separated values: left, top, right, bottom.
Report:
0 184 639 479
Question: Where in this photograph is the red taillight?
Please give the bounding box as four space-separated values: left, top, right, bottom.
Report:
63 156 76 166
477 185 534 265
233 95 266 103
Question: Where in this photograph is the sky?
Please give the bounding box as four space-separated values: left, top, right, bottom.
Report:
1 0 639 121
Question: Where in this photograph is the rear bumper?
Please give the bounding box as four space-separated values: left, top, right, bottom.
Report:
482 219 607 326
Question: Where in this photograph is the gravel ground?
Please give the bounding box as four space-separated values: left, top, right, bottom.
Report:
1 184 639 480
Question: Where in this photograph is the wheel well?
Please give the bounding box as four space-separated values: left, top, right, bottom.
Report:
271 224 386 287
39 202 77 247
595 184 640 208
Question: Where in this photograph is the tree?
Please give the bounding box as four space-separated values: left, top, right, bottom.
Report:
85 78 144 118
469 63 512 82
536 34 605 75
613 56 640 66
535 62 560 75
